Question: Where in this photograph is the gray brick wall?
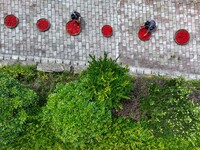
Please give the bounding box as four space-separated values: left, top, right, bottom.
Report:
1 0 200 79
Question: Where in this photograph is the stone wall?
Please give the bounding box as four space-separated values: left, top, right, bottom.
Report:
1 0 200 79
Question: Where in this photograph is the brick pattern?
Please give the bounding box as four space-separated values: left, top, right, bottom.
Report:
119 0 200 76
1 0 200 79
0 0 119 65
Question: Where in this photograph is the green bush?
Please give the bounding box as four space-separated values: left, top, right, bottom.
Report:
0 72 39 148
153 136 199 150
42 80 112 148
141 77 200 143
0 63 78 106
0 63 37 82
28 71 77 106
91 117 159 150
2 60 200 149
81 53 132 109
9 113 62 150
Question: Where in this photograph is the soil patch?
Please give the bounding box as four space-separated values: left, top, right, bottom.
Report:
189 89 200 105
113 76 200 121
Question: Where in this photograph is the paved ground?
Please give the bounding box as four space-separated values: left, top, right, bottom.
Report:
1 0 200 79
119 0 200 79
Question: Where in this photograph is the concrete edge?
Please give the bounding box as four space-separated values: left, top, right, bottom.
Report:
0 55 200 80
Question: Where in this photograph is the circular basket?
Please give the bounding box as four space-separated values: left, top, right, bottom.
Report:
37 18 51 32
4 15 19 29
138 28 151 41
66 20 81 36
175 29 190 45
102 25 113 37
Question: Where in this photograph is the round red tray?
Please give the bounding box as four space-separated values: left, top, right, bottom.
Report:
4 15 19 29
175 29 190 45
66 20 81 36
37 18 50 32
138 28 151 41
102 25 113 37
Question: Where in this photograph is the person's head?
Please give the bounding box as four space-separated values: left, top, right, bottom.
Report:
71 13 76 20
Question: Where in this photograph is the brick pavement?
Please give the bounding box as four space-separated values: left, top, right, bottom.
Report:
1 0 200 79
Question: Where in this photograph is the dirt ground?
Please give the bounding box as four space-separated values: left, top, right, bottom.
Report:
113 76 200 121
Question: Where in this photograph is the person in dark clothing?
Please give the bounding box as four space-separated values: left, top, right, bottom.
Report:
143 20 156 37
144 20 156 33
71 11 81 23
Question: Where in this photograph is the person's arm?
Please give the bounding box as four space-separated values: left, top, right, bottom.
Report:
77 17 81 23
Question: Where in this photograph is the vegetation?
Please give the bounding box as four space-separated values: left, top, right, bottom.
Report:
0 54 200 149
0 63 77 106
81 53 132 109
140 77 200 146
0 72 39 148
42 80 112 148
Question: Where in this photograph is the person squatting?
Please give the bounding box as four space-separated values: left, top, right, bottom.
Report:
144 20 156 33
71 11 81 24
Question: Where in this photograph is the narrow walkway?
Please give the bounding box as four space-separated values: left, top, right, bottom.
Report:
0 0 200 79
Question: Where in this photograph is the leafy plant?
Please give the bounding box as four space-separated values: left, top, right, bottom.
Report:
81 52 132 109
30 71 77 106
153 136 199 150
1 60 200 150
9 113 63 150
42 80 112 148
0 63 78 106
90 117 159 150
0 63 37 82
141 77 200 143
0 72 39 148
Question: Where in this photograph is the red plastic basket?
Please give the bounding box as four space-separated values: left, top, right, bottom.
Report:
175 29 190 45
138 28 151 41
37 18 51 32
4 15 19 29
102 25 113 37
66 20 81 36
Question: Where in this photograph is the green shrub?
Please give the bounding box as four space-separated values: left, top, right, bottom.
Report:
9 113 62 150
42 80 112 148
141 77 200 143
81 52 132 109
0 63 78 106
29 71 77 106
0 63 37 82
0 72 39 148
91 117 159 150
189 79 200 90
93 117 197 150
2 60 199 149
153 136 199 150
